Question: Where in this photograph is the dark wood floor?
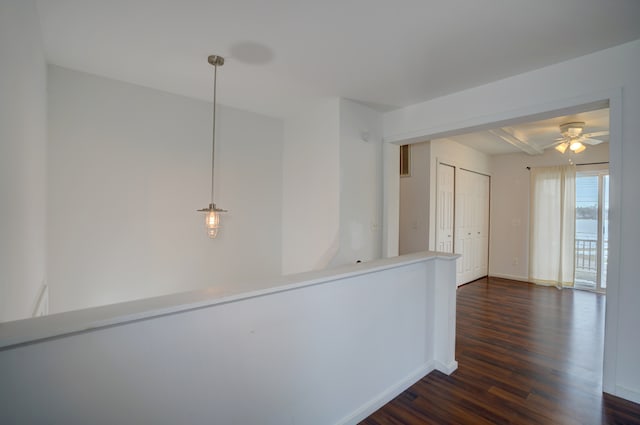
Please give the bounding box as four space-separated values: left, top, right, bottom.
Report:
361 277 640 425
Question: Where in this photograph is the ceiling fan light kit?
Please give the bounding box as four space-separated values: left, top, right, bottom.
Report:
570 142 586 153
560 122 585 138
549 121 607 155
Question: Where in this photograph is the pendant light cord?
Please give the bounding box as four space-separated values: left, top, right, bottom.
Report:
210 62 218 206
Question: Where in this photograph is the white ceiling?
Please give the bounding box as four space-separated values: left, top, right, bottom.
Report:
445 107 610 156
36 1 640 118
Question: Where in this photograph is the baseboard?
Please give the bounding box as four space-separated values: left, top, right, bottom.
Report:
489 273 529 283
611 385 640 405
434 359 458 375
336 361 435 425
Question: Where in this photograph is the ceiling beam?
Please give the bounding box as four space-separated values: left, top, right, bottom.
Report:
489 128 544 155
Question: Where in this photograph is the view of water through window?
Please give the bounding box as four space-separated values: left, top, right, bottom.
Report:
576 175 598 240
575 172 608 291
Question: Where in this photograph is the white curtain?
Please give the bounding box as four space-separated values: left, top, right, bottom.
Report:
529 165 576 288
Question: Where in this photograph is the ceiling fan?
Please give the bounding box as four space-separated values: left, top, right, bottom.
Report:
546 122 609 154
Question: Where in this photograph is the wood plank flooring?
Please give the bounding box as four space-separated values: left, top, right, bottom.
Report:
360 277 640 425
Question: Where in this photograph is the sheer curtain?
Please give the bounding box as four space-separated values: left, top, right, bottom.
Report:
529 165 576 289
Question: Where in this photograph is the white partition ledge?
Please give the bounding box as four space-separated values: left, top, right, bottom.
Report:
0 251 459 425
0 251 456 350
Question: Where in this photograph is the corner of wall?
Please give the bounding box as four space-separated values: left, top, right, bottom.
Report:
0 0 48 322
281 98 341 274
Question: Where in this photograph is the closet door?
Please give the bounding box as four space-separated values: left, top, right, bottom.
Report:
436 163 455 253
455 170 474 285
455 169 490 285
472 173 490 279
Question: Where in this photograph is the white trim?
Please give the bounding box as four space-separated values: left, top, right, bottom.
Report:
383 96 610 145
434 359 459 375
336 333 459 424
612 385 640 405
602 88 623 395
336 362 435 425
488 273 530 283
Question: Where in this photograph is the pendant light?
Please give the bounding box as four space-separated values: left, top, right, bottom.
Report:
198 55 227 238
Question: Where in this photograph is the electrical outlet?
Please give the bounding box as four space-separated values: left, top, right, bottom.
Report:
513 257 519 266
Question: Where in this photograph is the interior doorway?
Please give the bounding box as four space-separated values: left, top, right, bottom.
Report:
388 94 621 396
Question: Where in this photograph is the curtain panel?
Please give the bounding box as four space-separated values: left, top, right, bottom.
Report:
529 165 576 289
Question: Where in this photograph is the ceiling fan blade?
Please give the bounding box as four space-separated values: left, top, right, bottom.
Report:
583 138 604 145
542 140 564 149
583 130 609 138
554 137 565 142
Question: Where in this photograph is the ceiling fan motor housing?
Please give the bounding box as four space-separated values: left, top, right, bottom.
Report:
560 122 585 138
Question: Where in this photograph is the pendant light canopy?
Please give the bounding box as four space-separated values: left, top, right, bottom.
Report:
198 55 227 238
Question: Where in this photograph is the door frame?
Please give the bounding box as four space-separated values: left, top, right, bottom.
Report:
383 88 622 395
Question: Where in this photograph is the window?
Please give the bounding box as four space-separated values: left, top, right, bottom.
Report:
575 168 609 292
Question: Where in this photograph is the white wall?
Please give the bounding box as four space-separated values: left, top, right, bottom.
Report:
399 141 430 255
282 99 384 273
332 99 383 265
282 98 340 274
490 143 609 281
399 137 490 256
382 142 400 258
383 39 640 403
0 253 458 425
47 66 283 314
0 0 48 322
429 139 492 175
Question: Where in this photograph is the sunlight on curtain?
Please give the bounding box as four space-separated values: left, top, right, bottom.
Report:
529 165 576 289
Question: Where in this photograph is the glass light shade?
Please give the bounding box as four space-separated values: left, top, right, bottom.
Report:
205 210 221 239
555 142 569 154
569 141 584 152
199 56 227 239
